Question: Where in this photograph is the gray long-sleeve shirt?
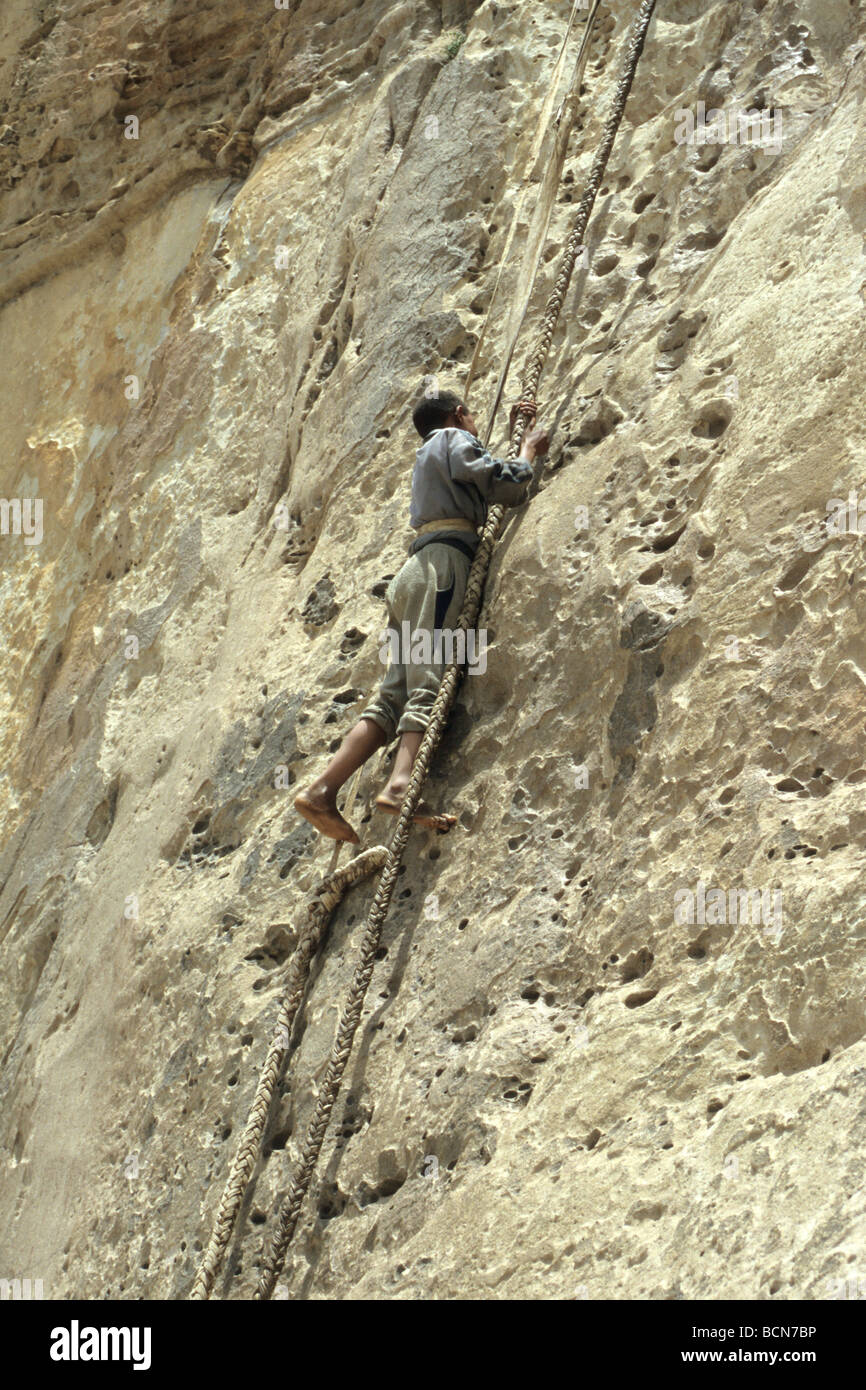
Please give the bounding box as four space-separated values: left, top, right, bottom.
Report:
408 428 533 541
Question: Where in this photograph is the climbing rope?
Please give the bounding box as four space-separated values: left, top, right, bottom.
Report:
254 0 659 1301
190 845 387 1300
464 0 601 420
467 0 603 447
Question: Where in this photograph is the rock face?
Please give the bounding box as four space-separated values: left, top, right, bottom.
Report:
1 0 866 1301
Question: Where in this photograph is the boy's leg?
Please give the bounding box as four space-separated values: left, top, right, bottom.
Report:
376 544 470 829
295 717 388 842
376 732 456 830
378 730 423 803
296 567 413 841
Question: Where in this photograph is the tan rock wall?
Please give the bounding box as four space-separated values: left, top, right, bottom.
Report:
1 0 865 1299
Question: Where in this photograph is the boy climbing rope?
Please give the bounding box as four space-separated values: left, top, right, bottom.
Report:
294 389 550 842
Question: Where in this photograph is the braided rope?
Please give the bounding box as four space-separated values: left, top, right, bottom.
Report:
478 0 603 447
190 846 388 1300
255 0 659 1301
464 0 600 410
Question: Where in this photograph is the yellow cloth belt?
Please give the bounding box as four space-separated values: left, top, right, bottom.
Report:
415 517 478 535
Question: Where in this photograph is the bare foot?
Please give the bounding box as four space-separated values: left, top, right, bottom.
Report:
375 790 457 832
294 787 359 843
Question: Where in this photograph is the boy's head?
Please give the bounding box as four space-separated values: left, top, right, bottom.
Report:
412 389 478 440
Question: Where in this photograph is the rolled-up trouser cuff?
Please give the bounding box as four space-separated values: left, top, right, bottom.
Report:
396 712 430 735
359 706 396 741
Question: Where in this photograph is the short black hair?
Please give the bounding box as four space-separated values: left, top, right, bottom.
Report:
412 389 462 439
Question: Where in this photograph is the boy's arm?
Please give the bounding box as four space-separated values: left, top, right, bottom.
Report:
446 429 534 507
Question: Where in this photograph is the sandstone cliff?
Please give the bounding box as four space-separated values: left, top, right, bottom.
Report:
1 0 865 1300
